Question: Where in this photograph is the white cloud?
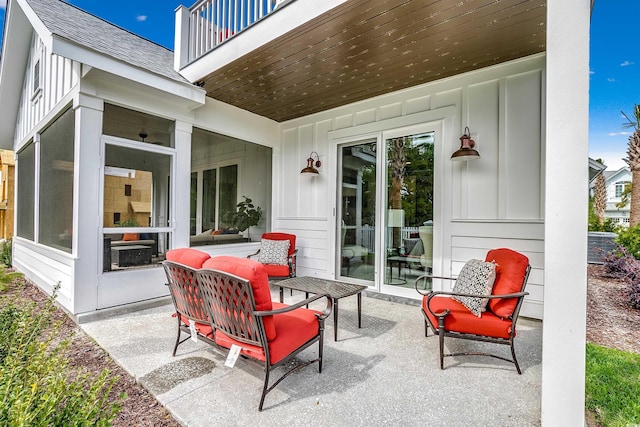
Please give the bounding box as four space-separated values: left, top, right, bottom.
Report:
620 60 634 67
136 15 147 22
0 0 6 9
608 132 632 137
607 78 616 82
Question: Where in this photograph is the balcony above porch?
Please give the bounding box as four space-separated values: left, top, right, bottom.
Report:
175 0 546 122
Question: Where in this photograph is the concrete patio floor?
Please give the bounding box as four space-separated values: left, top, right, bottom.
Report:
80 289 542 426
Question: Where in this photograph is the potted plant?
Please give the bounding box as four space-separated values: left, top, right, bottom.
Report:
233 196 262 241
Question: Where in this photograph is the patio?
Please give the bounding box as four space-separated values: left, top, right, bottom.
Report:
80 289 542 426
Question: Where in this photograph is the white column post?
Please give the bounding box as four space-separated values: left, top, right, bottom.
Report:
72 93 104 314
172 120 193 248
174 5 191 71
542 0 590 424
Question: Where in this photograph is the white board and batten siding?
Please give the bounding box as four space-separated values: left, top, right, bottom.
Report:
277 55 545 319
15 34 79 146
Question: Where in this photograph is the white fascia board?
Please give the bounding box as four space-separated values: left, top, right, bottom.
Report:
50 36 206 108
179 0 348 82
16 0 53 52
0 0 37 149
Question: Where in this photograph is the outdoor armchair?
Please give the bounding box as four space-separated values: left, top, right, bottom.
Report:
415 248 531 373
247 232 297 280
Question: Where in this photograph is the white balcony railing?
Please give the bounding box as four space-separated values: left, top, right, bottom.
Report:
186 0 286 63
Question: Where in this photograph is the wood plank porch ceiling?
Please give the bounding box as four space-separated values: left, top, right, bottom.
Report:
197 0 546 122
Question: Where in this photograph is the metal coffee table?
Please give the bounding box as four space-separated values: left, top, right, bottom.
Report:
275 276 367 341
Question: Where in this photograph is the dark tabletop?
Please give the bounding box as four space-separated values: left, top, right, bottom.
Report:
276 276 368 299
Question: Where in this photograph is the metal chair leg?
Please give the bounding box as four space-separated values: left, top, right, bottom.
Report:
173 316 182 356
438 318 445 370
511 341 522 374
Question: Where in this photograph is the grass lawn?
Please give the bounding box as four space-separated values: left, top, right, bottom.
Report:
586 343 640 426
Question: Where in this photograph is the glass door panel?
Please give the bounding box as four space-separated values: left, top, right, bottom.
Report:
384 132 434 289
338 141 377 283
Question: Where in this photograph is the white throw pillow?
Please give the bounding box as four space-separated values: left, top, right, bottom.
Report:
452 259 497 317
258 239 290 265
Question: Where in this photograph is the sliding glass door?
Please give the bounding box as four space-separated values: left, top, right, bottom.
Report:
336 128 436 295
383 131 434 291
337 140 377 284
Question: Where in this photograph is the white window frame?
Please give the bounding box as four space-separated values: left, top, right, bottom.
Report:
192 159 242 234
31 47 43 101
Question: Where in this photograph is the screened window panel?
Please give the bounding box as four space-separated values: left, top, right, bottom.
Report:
39 108 75 252
17 143 35 241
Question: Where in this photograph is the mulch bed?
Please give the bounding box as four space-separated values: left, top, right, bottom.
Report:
1 278 181 427
587 264 640 354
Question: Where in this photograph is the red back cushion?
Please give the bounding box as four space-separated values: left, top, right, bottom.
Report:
123 233 139 241
262 232 296 257
485 248 529 318
166 248 211 269
202 256 276 341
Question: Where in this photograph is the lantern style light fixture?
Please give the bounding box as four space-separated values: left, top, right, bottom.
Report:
451 127 480 161
301 151 321 175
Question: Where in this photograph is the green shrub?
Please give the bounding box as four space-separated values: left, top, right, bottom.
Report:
0 238 12 267
615 224 640 260
0 265 21 293
0 289 124 425
588 217 619 232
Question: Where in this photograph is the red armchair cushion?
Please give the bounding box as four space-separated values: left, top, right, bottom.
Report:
424 296 514 339
166 248 211 269
215 302 320 364
263 264 291 278
484 248 529 318
261 232 296 257
123 233 139 241
202 256 277 341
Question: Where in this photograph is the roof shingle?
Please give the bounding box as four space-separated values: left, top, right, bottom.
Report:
26 0 187 83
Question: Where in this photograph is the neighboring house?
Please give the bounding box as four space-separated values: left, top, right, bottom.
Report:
0 149 15 240
0 0 591 423
603 167 631 227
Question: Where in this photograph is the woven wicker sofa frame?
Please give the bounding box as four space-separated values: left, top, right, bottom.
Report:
162 259 332 411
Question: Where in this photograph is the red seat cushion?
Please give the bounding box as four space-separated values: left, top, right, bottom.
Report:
215 302 320 364
484 248 529 318
166 248 211 269
178 314 214 340
424 296 515 339
202 256 277 341
263 264 291 278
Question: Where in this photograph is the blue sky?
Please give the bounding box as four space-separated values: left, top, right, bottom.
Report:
0 1 637 171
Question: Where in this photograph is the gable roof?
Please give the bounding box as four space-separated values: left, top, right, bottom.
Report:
604 167 631 185
0 0 205 148
25 0 187 83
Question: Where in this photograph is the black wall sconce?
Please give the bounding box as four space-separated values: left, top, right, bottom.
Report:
451 127 480 161
301 151 321 175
